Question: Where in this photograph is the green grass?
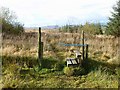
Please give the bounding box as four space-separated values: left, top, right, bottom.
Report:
1 55 119 88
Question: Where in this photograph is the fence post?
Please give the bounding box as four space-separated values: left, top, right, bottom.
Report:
41 42 43 59
38 27 42 66
82 31 84 60
86 44 88 60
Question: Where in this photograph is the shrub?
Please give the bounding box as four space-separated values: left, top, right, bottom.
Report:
63 67 74 76
1 7 24 35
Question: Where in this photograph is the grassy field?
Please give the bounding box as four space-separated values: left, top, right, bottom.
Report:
1 30 120 88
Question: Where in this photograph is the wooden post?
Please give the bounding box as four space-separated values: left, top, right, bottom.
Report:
41 42 43 59
38 27 42 66
82 31 84 60
86 44 88 59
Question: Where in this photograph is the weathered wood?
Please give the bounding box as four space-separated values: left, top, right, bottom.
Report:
66 58 79 66
82 31 85 60
59 30 89 67
38 27 42 65
86 44 88 59
66 53 82 67
60 43 87 46
41 42 43 59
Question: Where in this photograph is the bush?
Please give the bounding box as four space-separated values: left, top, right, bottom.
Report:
1 7 24 35
63 67 74 76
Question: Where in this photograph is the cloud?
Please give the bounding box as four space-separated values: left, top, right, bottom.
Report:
1 0 118 27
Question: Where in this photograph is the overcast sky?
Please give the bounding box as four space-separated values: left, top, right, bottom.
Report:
1 0 118 27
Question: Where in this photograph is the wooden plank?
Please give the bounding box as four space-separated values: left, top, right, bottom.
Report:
70 59 73 64
75 58 79 64
59 43 87 46
66 58 80 66
79 38 87 40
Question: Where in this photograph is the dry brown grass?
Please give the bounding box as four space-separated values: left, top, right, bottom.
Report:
2 32 38 57
2 29 119 64
1 30 119 88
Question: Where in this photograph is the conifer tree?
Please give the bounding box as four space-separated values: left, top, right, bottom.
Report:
106 0 120 37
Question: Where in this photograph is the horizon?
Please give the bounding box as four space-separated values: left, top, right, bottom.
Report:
24 22 107 29
1 0 118 27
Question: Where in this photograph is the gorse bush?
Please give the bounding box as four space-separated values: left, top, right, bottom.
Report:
1 7 24 35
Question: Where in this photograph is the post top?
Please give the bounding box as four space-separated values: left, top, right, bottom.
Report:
39 27 41 29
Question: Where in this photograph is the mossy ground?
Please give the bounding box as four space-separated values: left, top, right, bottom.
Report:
1 54 119 88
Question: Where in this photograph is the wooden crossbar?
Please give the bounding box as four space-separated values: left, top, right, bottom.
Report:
59 43 88 46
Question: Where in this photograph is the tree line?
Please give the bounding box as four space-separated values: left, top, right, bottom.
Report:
0 0 120 37
59 22 104 35
1 7 24 35
59 0 120 37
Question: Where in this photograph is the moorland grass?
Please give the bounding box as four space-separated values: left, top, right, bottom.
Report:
1 32 119 88
1 55 119 88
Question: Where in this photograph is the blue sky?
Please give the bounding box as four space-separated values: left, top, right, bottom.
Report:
1 0 118 27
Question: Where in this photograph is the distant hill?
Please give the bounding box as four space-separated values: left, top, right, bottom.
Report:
25 27 38 30
42 25 59 29
25 25 60 30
